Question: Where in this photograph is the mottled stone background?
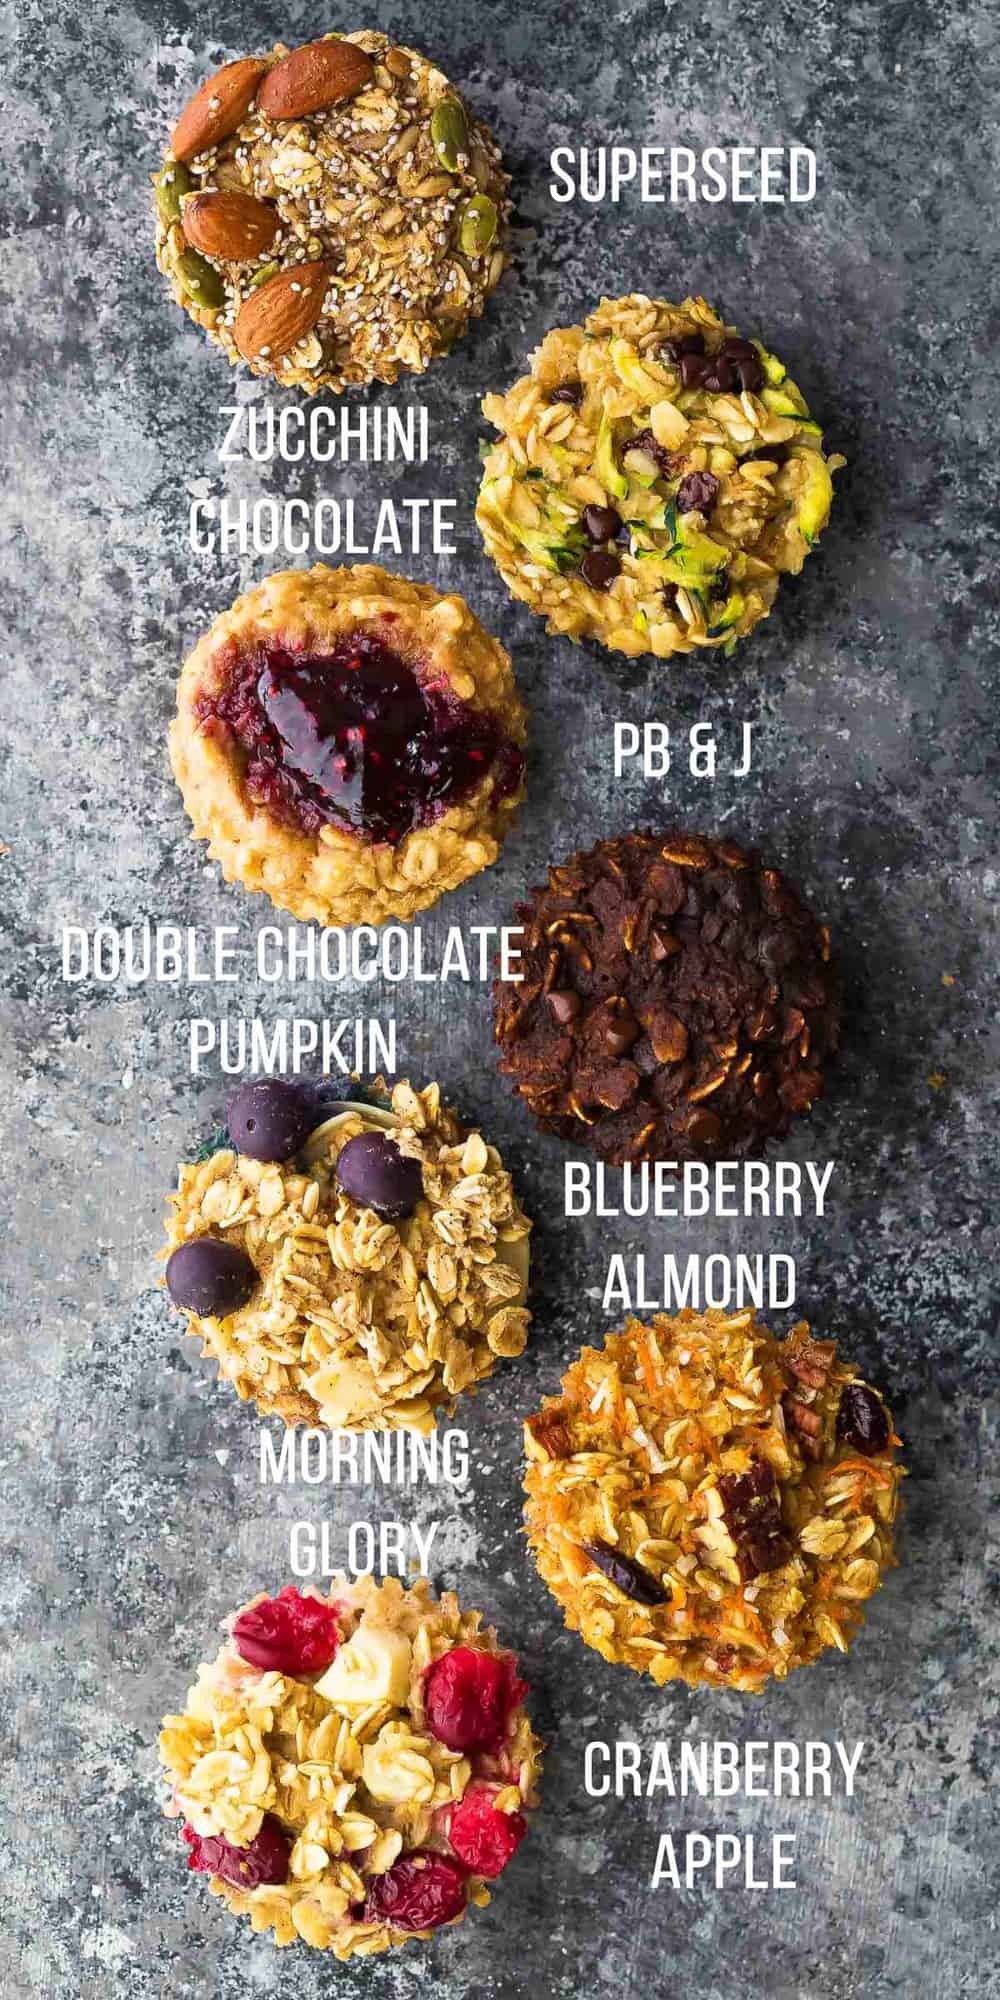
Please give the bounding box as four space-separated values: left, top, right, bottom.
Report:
2 1 998 1995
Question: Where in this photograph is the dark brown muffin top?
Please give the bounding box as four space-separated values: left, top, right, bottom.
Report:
493 830 840 1163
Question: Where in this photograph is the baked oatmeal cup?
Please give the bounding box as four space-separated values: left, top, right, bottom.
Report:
477 292 844 658
164 1076 531 1431
153 31 509 393
524 1309 902 1692
159 1574 542 1954
169 564 526 926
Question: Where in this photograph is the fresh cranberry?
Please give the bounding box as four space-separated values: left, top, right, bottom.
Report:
423 1646 527 1752
231 1586 340 1675
448 1784 528 1877
363 1851 468 1931
182 1815 290 1888
194 632 522 848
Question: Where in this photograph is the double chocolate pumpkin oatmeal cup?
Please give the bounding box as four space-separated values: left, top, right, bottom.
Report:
163 1077 531 1432
524 1310 902 1691
154 32 509 392
159 1575 542 1953
170 564 526 926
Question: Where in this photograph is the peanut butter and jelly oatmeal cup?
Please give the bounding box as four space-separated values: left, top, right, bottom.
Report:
169 564 526 927
159 1574 542 1953
524 1310 902 1692
153 32 509 392
477 292 844 658
163 1077 531 1432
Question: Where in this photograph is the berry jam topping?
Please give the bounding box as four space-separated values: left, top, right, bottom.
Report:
165 1237 257 1317
195 631 522 847
448 1783 528 1877
363 1851 468 1932
227 1077 316 1162
336 1130 423 1221
423 1645 527 1752
182 1815 290 1888
231 1586 340 1675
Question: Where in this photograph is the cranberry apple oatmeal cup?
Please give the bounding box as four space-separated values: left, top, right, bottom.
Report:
524 1309 902 1692
163 1076 531 1432
159 1575 542 1953
169 564 526 925
153 32 509 393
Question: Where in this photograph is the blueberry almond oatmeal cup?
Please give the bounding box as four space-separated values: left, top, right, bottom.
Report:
159 1575 542 1953
163 1077 531 1432
169 564 526 927
524 1309 902 1691
153 32 509 392
477 293 844 658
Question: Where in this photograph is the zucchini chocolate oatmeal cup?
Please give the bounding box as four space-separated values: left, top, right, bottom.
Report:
163 1076 531 1432
159 1574 542 1953
524 1309 902 1692
477 293 844 659
153 32 509 393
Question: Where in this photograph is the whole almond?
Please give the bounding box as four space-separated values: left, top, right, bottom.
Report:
171 58 268 163
256 38 374 119
182 191 279 261
234 261 331 361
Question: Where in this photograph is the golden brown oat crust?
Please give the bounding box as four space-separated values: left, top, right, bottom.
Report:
169 564 526 926
163 1081 531 1431
524 1308 902 1691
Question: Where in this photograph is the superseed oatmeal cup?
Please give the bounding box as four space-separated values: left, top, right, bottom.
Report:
169 564 526 927
153 32 509 392
477 293 844 658
159 1574 542 1953
163 1077 531 1431
524 1310 902 1691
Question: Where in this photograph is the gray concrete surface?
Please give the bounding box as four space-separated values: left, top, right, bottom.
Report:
1 1 998 1995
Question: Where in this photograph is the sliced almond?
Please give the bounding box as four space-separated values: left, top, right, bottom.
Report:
171 57 268 163
256 37 375 119
182 190 279 260
234 260 331 361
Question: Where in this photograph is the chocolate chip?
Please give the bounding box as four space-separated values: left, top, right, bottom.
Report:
702 356 735 393
837 1383 890 1456
627 427 678 477
582 1538 667 1606
547 989 581 1025
582 503 623 544
551 382 582 405
603 1003 640 1056
579 549 621 591
679 351 709 389
676 471 721 515
663 330 706 361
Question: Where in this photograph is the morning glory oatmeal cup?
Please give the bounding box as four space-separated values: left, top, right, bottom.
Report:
477 292 844 659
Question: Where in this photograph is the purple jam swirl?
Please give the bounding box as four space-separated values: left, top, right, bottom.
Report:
195 631 522 848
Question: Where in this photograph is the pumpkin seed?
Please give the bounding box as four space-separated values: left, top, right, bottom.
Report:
177 249 224 309
459 194 497 257
430 98 468 173
154 159 193 226
247 260 280 291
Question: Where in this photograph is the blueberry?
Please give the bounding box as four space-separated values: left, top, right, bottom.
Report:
166 1237 257 1316
336 1131 423 1221
227 1078 315 1162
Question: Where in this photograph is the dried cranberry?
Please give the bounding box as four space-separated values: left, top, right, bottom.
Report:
550 381 582 405
448 1784 528 1877
194 634 521 849
676 471 721 515
579 549 621 591
582 503 623 543
424 1645 526 1752
231 1586 340 1675
837 1383 890 1456
364 1851 468 1932
717 1461 794 1580
182 1815 290 1888
582 1538 667 1606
